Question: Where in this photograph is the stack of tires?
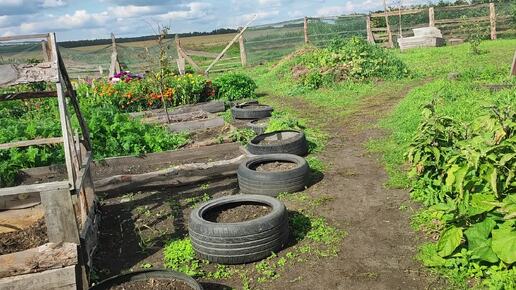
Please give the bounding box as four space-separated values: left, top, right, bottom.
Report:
187 103 312 266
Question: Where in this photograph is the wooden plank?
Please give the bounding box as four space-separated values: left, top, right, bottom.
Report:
435 3 489 11
0 33 49 41
56 49 92 151
490 3 496 40
239 35 247 67
40 188 80 244
0 243 78 279
79 198 99 270
0 63 58 87
183 50 219 58
0 90 75 102
129 100 225 118
0 181 69 198
95 154 246 193
511 50 516 77
41 40 50 62
0 137 63 150
205 15 257 74
435 16 489 25
74 153 92 195
371 8 423 17
0 265 77 290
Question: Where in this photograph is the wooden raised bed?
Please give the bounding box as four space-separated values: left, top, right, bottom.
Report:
0 33 98 290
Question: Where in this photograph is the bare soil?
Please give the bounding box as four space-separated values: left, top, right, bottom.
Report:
0 218 48 255
254 161 297 172
108 278 193 290
261 79 446 289
257 132 298 145
204 202 272 223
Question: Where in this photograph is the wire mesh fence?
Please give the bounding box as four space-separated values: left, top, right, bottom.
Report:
0 2 514 77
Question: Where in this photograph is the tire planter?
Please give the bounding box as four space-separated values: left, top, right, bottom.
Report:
247 118 269 135
189 194 289 265
237 154 309 196
247 130 308 156
231 104 273 120
89 269 202 290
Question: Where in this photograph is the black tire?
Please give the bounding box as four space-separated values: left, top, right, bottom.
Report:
231 104 273 120
247 118 269 135
89 269 202 290
247 130 308 156
238 154 309 196
188 194 288 265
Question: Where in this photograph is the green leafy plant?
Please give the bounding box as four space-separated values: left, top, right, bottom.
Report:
163 238 204 277
213 72 257 101
230 128 256 145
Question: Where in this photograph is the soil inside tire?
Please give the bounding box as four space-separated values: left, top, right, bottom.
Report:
257 132 298 145
238 105 269 110
204 202 272 223
0 218 48 255
253 161 298 172
108 278 193 290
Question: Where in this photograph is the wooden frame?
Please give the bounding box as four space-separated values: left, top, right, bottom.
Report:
0 33 97 290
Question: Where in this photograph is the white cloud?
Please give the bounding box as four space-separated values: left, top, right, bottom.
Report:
20 10 109 33
41 0 66 8
316 2 355 16
108 5 157 18
159 2 212 21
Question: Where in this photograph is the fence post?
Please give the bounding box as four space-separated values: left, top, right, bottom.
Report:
429 7 435 27
239 35 247 67
489 3 496 40
383 0 394 48
304 17 309 44
511 50 516 77
175 34 185 75
366 15 375 43
109 33 121 77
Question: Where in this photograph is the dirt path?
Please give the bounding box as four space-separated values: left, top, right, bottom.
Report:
264 80 442 290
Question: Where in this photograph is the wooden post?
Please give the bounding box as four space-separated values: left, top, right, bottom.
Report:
304 17 309 44
383 0 394 48
511 50 516 77
175 35 185 75
109 33 121 77
205 15 256 75
41 40 51 61
429 7 435 27
489 3 496 40
366 15 374 43
239 35 247 67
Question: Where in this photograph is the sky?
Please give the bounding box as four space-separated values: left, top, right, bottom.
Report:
0 0 439 41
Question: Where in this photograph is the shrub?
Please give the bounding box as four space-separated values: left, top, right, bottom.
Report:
213 72 257 101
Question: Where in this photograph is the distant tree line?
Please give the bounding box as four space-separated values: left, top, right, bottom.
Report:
59 28 238 48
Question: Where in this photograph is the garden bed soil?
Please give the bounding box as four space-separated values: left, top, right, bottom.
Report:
258 131 298 145
0 218 48 255
254 161 297 172
108 278 193 290
204 202 272 223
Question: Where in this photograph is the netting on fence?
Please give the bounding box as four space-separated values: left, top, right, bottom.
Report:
244 18 306 65
308 15 367 46
434 4 491 39
371 9 429 44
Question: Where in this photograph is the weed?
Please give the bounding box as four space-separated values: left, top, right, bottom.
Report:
163 238 204 277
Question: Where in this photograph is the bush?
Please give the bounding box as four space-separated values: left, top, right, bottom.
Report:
213 72 257 101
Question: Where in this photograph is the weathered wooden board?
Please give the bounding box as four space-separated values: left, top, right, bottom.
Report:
0 205 44 233
0 63 58 87
40 189 80 244
0 243 78 279
167 114 225 133
0 137 63 150
0 265 77 290
95 154 245 193
18 143 243 186
129 100 225 118
0 181 70 198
